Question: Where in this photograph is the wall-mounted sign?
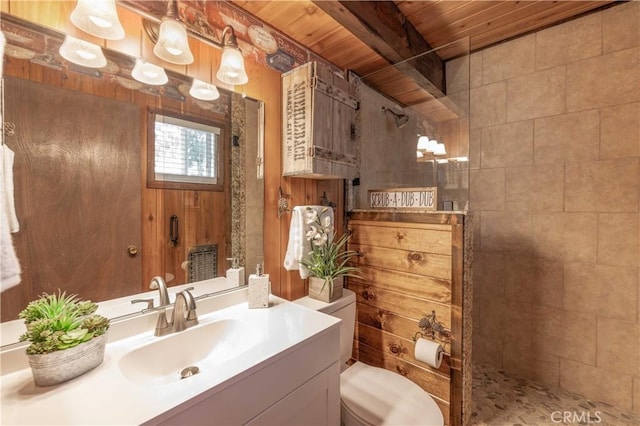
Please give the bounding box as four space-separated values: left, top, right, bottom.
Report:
369 187 437 210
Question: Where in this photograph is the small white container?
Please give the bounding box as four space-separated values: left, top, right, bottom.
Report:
226 257 245 287
248 263 270 309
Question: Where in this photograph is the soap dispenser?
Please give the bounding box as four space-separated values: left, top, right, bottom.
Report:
226 257 245 288
248 261 270 308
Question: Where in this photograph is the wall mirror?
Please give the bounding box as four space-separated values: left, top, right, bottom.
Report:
0 14 264 340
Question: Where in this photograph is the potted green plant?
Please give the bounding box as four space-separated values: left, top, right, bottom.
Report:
18 291 110 386
300 207 360 302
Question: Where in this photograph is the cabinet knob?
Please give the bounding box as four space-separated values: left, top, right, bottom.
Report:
396 232 404 241
389 343 400 354
127 245 139 256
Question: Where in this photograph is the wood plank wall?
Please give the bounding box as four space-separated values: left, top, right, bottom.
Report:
1 1 342 302
347 211 469 426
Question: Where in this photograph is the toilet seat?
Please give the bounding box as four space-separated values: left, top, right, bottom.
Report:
340 361 444 426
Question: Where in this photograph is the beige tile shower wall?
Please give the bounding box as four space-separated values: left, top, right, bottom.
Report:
460 1 640 414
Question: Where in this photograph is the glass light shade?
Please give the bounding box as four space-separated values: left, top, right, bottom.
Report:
131 59 168 85
59 35 106 68
425 139 439 153
189 79 220 101
433 143 447 156
153 18 194 65
416 150 424 159
217 47 248 85
417 136 430 150
70 0 124 40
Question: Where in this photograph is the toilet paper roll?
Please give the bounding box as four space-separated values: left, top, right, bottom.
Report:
415 338 444 369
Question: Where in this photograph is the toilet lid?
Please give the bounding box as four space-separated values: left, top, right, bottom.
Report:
341 362 444 426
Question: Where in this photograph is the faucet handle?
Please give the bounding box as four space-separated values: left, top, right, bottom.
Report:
180 289 199 327
131 298 154 310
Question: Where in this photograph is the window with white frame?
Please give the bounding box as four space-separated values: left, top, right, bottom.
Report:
148 111 225 191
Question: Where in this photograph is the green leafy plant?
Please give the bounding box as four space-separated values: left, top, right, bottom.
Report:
18 291 110 355
299 207 360 296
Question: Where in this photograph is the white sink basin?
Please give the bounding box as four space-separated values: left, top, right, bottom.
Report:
119 318 262 385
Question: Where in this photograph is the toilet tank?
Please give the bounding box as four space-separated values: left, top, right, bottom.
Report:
293 289 356 367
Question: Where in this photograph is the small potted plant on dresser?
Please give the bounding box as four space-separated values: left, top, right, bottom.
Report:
300 207 360 303
18 291 110 386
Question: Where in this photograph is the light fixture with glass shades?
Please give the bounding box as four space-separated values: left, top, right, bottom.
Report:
131 58 168 86
59 35 107 68
142 10 249 86
153 0 194 65
216 26 248 85
190 78 220 101
70 0 124 40
416 135 446 158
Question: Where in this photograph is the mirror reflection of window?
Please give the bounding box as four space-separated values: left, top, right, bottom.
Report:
154 114 221 184
147 110 227 191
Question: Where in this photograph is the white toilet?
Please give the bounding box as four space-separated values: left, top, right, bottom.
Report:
294 289 444 426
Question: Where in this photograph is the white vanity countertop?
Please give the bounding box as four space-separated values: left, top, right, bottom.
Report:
0 277 237 347
1 294 340 425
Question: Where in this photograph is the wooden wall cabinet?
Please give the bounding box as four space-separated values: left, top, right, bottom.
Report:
347 211 472 426
282 62 358 179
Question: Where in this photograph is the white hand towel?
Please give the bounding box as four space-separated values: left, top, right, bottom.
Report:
3 145 19 233
1 143 22 292
284 205 334 279
1 30 22 292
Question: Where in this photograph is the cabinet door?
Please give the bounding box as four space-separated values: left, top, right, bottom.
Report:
248 362 340 426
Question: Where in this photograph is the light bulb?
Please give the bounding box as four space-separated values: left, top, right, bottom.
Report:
131 59 168 85
217 47 248 85
189 79 220 101
153 18 193 65
59 35 106 68
70 0 124 40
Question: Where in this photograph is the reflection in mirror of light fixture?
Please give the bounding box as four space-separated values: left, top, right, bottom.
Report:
189 78 220 101
70 0 124 40
153 0 194 65
433 143 447 156
417 136 430 151
217 26 248 85
131 59 168 85
59 35 107 68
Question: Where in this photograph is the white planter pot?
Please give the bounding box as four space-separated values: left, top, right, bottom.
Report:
309 276 344 303
28 332 107 387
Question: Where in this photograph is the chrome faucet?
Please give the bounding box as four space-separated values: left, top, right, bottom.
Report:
154 288 198 336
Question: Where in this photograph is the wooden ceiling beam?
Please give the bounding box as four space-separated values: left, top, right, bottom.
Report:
312 0 445 98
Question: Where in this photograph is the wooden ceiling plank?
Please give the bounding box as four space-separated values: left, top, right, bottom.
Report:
405 1 504 34
426 1 610 54
313 0 446 97
467 1 612 52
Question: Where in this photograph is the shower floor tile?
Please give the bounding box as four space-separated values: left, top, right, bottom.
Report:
471 364 639 425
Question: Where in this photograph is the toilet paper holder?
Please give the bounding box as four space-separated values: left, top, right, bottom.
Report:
413 310 452 353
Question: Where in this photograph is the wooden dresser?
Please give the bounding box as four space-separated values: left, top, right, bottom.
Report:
347 211 472 426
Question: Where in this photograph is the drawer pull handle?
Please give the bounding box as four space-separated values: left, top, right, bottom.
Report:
390 343 400 354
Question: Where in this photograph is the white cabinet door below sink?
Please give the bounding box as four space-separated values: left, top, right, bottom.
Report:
248 362 340 425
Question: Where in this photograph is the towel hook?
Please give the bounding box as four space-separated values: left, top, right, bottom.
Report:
277 186 291 218
320 191 336 208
